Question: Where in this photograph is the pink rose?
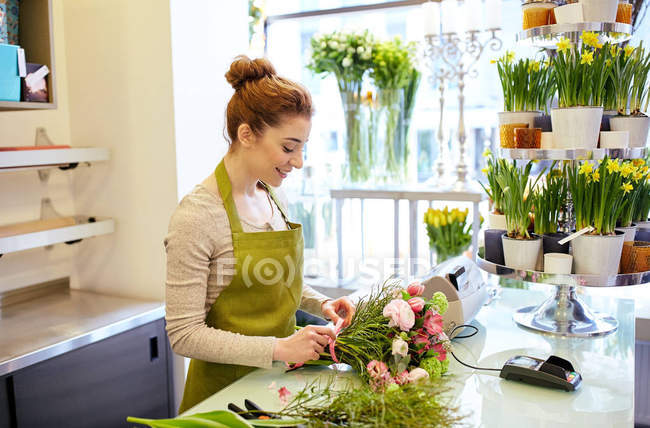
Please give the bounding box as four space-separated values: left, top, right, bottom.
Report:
367 360 389 379
423 310 444 336
407 368 430 383
413 329 429 345
408 297 425 313
383 299 415 331
407 282 425 297
431 342 447 361
393 370 410 385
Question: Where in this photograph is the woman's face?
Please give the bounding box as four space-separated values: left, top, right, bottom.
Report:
249 115 311 187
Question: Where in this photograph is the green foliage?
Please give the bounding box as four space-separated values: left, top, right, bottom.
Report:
532 163 568 235
479 150 511 214
497 161 545 239
127 410 306 427
493 52 555 113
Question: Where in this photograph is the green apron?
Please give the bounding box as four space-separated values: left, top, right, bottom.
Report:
178 160 304 414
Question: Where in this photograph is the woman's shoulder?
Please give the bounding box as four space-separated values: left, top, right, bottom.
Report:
168 184 228 233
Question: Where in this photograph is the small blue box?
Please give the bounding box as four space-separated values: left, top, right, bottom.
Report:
0 43 19 101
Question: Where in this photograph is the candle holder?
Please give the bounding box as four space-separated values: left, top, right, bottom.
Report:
423 29 502 190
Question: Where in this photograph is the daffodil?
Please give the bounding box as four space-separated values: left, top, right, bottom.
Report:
605 59 612 67
483 148 492 158
592 170 600 182
621 162 635 178
528 61 541 73
607 158 621 173
580 31 600 48
633 158 645 167
505 50 515 63
621 181 633 194
490 59 497 64
633 171 644 182
610 45 620 57
556 37 572 53
624 45 635 58
580 51 594 65
579 162 594 175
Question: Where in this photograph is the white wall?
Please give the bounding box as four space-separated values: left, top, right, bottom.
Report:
169 0 249 201
62 0 178 301
0 0 74 292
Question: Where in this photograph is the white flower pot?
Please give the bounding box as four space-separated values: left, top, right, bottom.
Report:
498 111 542 128
488 212 507 230
616 224 637 242
551 107 603 149
580 0 618 22
554 3 584 24
502 234 542 271
636 220 650 230
599 131 629 148
540 132 554 149
609 116 650 148
572 232 625 276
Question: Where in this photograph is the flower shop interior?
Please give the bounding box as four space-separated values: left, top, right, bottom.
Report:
1 0 650 427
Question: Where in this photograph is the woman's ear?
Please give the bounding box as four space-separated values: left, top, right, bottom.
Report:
237 123 256 148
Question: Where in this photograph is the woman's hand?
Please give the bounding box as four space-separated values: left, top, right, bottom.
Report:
321 297 356 328
273 325 336 364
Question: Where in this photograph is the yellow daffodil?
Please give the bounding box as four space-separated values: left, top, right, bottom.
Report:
490 59 497 64
528 61 541 73
621 162 635 178
633 158 645 167
606 160 619 172
440 214 447 227
580 51 594 65
592 170 600 182
505 50 515 63
557 37 572 53
580 31 600 48
579 162 594 175
610 45 620 57
432 213 440 228
633 171 644 182
605 59 612 67
621 181 633 194
483 148 492 158
624 45 635 58
643 165 649 174
481 167 489 174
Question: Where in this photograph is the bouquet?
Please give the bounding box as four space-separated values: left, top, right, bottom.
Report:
424 207 476 263
297 279 451 388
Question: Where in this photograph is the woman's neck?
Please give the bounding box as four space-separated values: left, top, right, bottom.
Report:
223 151 260 197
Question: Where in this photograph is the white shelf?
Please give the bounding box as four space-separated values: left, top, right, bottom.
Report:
497 147 647 161
516 22 633 48
0 217 115 255
0 147 110 172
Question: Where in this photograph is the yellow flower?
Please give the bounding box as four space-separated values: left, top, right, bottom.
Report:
621 181 633 194
607 158 621 173
528 61 541 73
557 37 572 53
621 162 635 178
633 158 645 167
643 165 649 174
432 213 440 228
592 170 600 182
490 59 497 64
633 171 644 182
595 42 603 49
440 213 447 227
580 51 594 65
605 59 612 67
580 31 600 48
579 162 594 175
483 148 492 158
505 50 515 63
610 45 620 57
481 167 489 174
624 45 635 58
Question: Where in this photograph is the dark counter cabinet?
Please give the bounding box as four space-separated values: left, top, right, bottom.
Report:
1 318 173 428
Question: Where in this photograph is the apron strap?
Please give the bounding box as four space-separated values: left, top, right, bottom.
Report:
260 181 291 226
215 160 244 233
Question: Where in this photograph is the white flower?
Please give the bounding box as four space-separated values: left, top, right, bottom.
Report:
361 52 371 60
337 43 345 52
342 57 353 67
328 41 339 50
391 337 409 357
407 368 429 383
347 47 355 54
357 46 365 54
320 41 327 49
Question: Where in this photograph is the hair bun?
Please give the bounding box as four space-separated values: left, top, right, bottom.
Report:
225 55 276 91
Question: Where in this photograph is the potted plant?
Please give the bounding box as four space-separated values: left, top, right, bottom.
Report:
633 159 650 239
580 0 618 22
550 34 610 149
424 206 478 263
610 44 650 148
568 158 627 275
370 37 419 183
494 52 554 148
497 160 545 270
615 160 647 241
533 163 569 256
309 30 375 183
480 150 511 264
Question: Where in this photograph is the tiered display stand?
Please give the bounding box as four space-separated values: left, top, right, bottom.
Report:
478 23 648 337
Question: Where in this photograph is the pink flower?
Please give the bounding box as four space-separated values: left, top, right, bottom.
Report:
407 368 430 383
423 310 444 336
278 386 291 406
367 360 389 379
393 370 410 385
413 329 429 345
383 299 415 331
431 342 447 361
408 297 425 313
407 282 425 297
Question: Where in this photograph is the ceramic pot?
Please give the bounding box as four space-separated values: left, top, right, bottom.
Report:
488 212 507 230
551 107 603 149
572 232 624 275
554 3 584 23
580 0 618 22
599 131 629 148
609 116 650 148
498 111 542 128
544 253 573 274
615 224 637 243
502 234 542 270
484 229 506 265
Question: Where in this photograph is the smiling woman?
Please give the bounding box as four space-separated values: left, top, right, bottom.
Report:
164 55 356 414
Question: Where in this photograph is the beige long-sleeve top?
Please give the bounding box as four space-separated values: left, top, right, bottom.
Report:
164 183 331 369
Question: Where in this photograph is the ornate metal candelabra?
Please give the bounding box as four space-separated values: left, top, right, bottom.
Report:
423 30 502 190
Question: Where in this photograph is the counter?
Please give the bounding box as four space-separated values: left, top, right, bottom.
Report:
184 288 635 427
0 286 165 376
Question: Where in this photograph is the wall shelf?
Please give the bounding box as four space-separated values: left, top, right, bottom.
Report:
0 147 110 171
0 217 115 255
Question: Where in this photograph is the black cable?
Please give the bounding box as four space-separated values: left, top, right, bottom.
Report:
449 324 502 372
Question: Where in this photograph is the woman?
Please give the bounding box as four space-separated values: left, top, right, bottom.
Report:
165 55 356 413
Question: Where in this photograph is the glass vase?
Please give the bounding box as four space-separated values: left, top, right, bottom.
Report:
339 85 370 184
378 88 407 183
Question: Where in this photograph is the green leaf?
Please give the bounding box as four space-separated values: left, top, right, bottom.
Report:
250 418 309 427
127 411 254 428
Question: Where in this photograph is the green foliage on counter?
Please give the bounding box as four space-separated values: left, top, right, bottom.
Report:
127 410 306 427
